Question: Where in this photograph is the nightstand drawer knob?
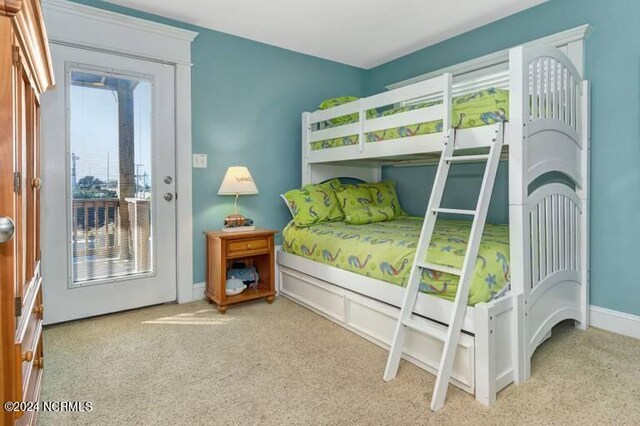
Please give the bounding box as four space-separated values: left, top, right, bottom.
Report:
247 244 252 248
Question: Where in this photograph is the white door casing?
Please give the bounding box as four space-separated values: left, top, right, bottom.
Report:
41 0 197 321
41 44 177 323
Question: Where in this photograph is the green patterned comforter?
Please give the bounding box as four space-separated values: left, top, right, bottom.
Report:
282 217 510 305
310 88 509 151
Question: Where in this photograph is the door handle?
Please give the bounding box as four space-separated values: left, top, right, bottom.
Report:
0 217 15 243
163 193 174 202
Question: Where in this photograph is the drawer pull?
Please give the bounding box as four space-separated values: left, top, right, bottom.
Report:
33 304 44 316
247 244 252 249
22 351 33 363
34 357 44 369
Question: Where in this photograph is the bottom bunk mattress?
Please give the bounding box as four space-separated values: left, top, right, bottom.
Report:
282 217 510 306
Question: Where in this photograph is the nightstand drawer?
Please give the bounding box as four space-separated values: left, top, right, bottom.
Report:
227 236 270 256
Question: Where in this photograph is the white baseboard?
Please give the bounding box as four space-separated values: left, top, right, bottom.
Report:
192 282 206 301
590 305 640 340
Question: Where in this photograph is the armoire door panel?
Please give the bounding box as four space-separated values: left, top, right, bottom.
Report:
1 2 54 424
14 51 27 306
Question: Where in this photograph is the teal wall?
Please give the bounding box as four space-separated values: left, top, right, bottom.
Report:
67 1 365 284
382 163 509 225
188 32 363 284
68 0 639 316
367 0 639 316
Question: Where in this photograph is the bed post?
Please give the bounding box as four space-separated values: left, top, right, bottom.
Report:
507 46 529 384
442 73 452 133
576 80 590 330
302 112 312 185
474 303 496 406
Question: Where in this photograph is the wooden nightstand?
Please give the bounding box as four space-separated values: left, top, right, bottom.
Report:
204 229 278 313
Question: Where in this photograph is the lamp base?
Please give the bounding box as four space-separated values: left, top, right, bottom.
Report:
224 213 249 227
222 213 255 232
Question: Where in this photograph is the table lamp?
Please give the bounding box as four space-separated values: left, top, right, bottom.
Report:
218 166 258 232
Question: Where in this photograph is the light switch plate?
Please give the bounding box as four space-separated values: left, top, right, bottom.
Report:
193 153 207 168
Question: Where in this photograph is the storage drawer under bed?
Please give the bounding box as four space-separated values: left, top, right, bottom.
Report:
278 266 476 393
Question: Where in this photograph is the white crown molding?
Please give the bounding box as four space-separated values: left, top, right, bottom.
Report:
43 0 198 41
387 24 590 90
535 24 591 46
43 0 198 66
590 305 640 340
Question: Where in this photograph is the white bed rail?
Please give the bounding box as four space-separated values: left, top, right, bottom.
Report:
305 73 452 163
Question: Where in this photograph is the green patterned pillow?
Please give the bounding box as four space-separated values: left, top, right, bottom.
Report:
283 179 343 226
318 96 379 126
319 96 359 126
283 187 330 227
361 180 407 219
305 179 343 221
345 205 394 225
319 96 359 110
335 185 374 217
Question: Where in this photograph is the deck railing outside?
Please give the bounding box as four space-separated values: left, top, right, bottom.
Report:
72 198 151 283
72 198 120 259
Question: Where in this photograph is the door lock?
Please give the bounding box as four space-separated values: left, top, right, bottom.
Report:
164 176 173 185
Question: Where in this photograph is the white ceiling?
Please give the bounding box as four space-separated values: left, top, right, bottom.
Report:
105 0 546 69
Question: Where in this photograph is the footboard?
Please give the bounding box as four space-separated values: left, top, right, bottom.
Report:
508 44 589 381
526 183 584 351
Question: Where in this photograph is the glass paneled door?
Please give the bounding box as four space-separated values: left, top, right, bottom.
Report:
41 45 177 324
69 68 154 285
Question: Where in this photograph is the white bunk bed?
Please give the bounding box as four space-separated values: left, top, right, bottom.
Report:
276 40 590 407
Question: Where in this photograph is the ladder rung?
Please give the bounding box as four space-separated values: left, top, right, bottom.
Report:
401 318 446 341
444 154 490 163
432 208 476 216
418 262 462 276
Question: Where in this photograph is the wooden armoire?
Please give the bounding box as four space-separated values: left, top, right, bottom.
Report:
0 1 53 425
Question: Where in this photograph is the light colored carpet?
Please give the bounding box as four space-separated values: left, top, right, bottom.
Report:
40 298 640 426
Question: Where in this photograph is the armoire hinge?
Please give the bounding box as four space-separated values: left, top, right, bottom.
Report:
15 296 21 316
13 172 21 193
12 46 20 65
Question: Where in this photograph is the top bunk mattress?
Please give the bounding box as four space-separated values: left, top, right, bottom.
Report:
311 88 509 151
282 217 510 305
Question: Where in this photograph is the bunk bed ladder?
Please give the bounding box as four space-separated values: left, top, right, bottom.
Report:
383 122 505 411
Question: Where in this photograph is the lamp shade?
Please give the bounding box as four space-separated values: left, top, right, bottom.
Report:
218 166 259 195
